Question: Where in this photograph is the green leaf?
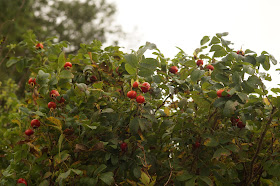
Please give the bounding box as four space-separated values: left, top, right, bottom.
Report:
101 108 114 113
71 169 83 175
58 134 64 163
124 54 138 68
6 57 19 67
58 52 65 71
232 72 241 84
56 169 71 183
204 137 219 147
37 70 50 85
133 167 141 178
213 148 231 160
223 100 238 117
210 45 227 57
99 172 114 185
125 63 137 75
269 54 277 65
200 36 210 45
209 36 220 45
177 172 193 181
137 42 157 58
129 117 140 134
215 73 229 84
199 176 213 186
267 164 280 177
216 32 229 38
191 69 205 82
237 92 248 103
94 164 107 175
271 88 280 94
60 70 74 79
185 176 197 186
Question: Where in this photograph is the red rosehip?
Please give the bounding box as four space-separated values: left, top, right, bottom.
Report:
28 78 36 87
237 50 244 56
140 82 150 93
230 117 240 126
25 129 34 136
30 119 40 128
136 95 145 103
217 89 224 97
35 43 43 49
206 65 214 71
64 62 72 70
120 142 128 152
50 90 60 98
193 141 200 149
58 97 65 104
169 66 178 74
237 120 246 129
48 102 56 109
196 60 203 66
90 75 97 82
133 81 139 88
217 89 230 97
17 178 27 185
127 91 137 99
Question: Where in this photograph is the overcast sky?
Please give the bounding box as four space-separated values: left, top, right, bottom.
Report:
108 0 280 90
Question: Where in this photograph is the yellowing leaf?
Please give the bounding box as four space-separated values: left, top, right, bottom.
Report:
138 130 145 141
12 119 21 127
164 107 170 116
140 171 151 185
263 98 270 105
47 117 62 128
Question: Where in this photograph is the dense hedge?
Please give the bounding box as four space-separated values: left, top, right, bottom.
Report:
1 31 280 185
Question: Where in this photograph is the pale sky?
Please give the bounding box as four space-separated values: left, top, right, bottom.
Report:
108 0 280 90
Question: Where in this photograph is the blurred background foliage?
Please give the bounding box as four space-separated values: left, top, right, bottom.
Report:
0 0 123 96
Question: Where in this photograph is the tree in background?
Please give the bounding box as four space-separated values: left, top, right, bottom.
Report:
0 0 123 92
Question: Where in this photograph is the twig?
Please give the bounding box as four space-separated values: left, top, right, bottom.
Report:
155 94 172 114
164 159 173 186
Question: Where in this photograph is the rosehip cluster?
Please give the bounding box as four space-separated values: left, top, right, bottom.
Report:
126 81 151 104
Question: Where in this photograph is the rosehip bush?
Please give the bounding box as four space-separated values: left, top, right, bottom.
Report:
1 31 280 185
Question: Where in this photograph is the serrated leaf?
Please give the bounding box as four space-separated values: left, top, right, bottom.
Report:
200 36 210 45
37 70 50 85
137 42 157 58
269 54 277 65
209 36 220 45
60 70 74 79
124 54 138 68
58 52 65 71
204 137 218 147
94 164 107 175
199 176 213 186
191 69 205 82
125 63 137 75
223 100 238 117
71 169 83 175
6 57 19 68
99 172 114 185
237 92 248 103
216 32 229 38
213 148 231 160
129 117 140 134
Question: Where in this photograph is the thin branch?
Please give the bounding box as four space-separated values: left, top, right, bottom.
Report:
247 106 276 184
155 94 172 114
164 159 173 186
